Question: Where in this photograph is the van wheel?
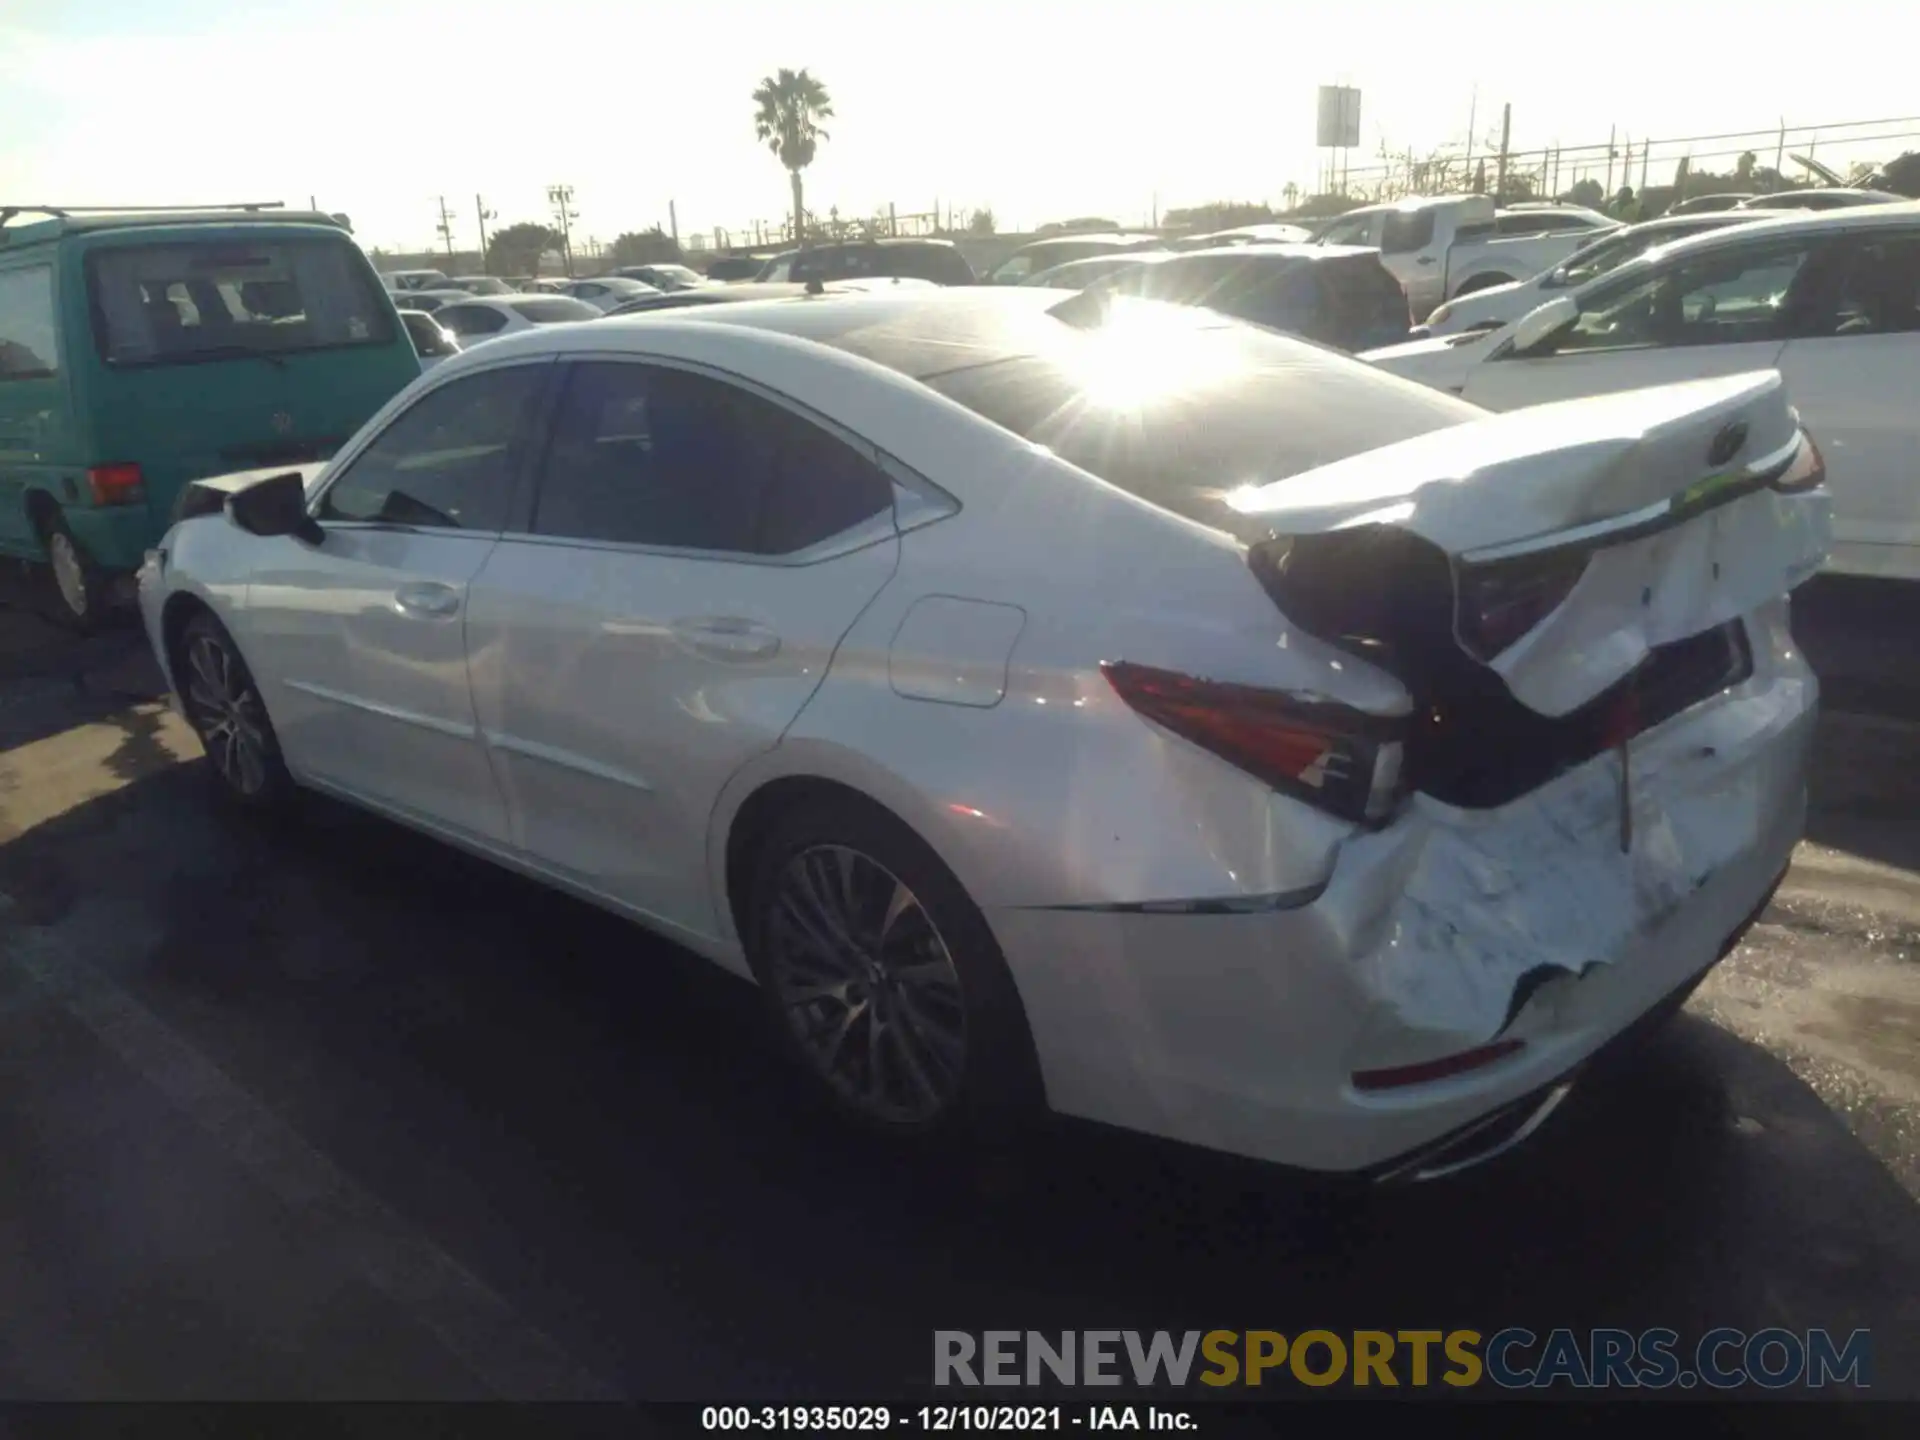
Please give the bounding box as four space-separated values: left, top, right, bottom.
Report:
35 508 107 632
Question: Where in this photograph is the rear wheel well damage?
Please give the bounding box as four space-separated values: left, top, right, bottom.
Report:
160 591 216 685
723 776 920 940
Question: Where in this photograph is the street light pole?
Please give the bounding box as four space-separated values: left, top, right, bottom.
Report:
434 195 456 262
547 184 578 277
475 195 496 272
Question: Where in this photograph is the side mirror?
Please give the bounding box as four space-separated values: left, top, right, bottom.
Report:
228 470 324 546
1505 295 1579 357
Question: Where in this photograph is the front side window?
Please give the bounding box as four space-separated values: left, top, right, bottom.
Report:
317 365 545 530
1317 214 1380 247
759 256 794 282
88 236 394 366
530 362 893 555
992 253 1039 283
1554 243 1816 354
0 265 59 381
1381 210 1435 254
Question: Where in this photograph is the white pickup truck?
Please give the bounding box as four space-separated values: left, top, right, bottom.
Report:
1313 194 1615 321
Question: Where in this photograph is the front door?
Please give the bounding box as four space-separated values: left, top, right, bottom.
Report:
239 359 553 845
1462 236 1819 414
465 358 903 941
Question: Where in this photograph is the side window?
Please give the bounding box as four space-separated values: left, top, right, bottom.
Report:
993 253 1038 282
531 362 894 555
439 305 507 337
574 283 605 299
789 251 828 282
1380 210 1435 254
317 365 544 529
760 257 793 282
1798 236 1920 338
1553 244 1815 355
0 265 60 381
1318 214 1379 247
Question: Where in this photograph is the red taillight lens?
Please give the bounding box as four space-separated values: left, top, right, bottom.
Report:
1454 549 1590 663
1771 433 1825 493
1352 1038 1526 1092
1101 660 1407 824
87 463 145 506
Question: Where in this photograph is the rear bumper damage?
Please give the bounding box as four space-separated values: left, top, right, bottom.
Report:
992 604 1813 1175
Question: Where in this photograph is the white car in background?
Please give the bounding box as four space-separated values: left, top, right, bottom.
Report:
432 294 601 346
1314 195 1615 320
138 288 1826 1178
1420 210 1790 337
562 276 664 312
1365 203 1920 581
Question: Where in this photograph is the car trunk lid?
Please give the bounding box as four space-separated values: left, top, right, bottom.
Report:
1224 371 1829 808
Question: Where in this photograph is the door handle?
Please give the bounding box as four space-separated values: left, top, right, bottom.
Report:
393 582 462 619
1416 255 1438 266
671 616 781 661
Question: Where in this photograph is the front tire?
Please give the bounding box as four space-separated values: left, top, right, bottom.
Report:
177 613 293 809
744 797 1043 1140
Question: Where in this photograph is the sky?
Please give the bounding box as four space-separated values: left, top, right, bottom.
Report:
4 0 1918 255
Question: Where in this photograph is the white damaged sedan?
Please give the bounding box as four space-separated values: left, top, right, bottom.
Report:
138 287 1829 1178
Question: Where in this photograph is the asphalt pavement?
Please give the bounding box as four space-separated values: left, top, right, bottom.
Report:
0 569 1916 1401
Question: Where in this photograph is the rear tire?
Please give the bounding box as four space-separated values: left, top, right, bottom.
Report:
176 612 294 810
743 796 1043 1142
35 506 108 633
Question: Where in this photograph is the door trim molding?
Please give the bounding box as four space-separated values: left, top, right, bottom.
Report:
282 677 478 739
484 730 655 792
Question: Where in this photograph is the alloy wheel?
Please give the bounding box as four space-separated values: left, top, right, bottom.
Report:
184 633 271 796
765 844 969 1125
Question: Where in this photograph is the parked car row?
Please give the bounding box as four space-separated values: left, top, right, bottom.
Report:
136 282 1829 1179
1361 202 1920 581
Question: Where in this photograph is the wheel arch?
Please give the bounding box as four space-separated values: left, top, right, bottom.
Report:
158 588 219 690
1451 270 1517 297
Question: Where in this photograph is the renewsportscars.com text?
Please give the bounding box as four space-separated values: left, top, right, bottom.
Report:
934 1328 1872 1390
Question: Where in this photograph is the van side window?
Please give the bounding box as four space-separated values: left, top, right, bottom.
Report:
0 266 60 381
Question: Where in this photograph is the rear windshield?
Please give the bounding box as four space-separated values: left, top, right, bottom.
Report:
89 236 395 367
513 297 600 322
904 302 1476 537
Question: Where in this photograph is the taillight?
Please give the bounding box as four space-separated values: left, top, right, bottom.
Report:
87 463 145 506
1771 432 1825 493
1453 549 1590 663
1101 660 1407 824
1352 1038 1526 1092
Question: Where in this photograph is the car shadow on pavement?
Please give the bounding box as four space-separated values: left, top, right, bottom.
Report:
0 752 1915 1399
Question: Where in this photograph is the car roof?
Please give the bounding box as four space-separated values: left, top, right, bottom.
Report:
1575 200 1920 282
456 286 1320 388
1015 232 1158 251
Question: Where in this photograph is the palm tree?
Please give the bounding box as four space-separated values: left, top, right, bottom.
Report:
752 68 833 246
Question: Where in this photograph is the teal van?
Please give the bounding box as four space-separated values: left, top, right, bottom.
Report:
0 207 421 625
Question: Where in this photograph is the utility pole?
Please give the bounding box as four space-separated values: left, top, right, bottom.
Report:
434 195 456 261
1605 124 1617 195
1495 102 1512 200
547 184 577 276
475 195 496 272
1464 86 1478 187
668 199 679 249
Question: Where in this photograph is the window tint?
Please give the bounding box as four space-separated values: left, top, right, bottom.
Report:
1793 235 1920 337
317 365 544 529
1495 212 1595 235
438 305 509 337
0 265 59 381
1556 243 1815 354
1381 210 1435 254
88 236 393 366
1315 258 1412 350
400 310 458 357
531 362 894 555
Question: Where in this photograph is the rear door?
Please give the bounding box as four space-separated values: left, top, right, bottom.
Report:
240 359 553 844
1381 207 1445 317
1461 236 1819 413
1774 228 1920 578
0 257 72 555
465 357 902 939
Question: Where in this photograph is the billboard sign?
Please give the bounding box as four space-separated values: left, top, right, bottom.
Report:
1316 86 1362 149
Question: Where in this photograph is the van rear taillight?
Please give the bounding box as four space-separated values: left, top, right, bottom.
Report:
1101 660 1406 825
87 464 145 506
